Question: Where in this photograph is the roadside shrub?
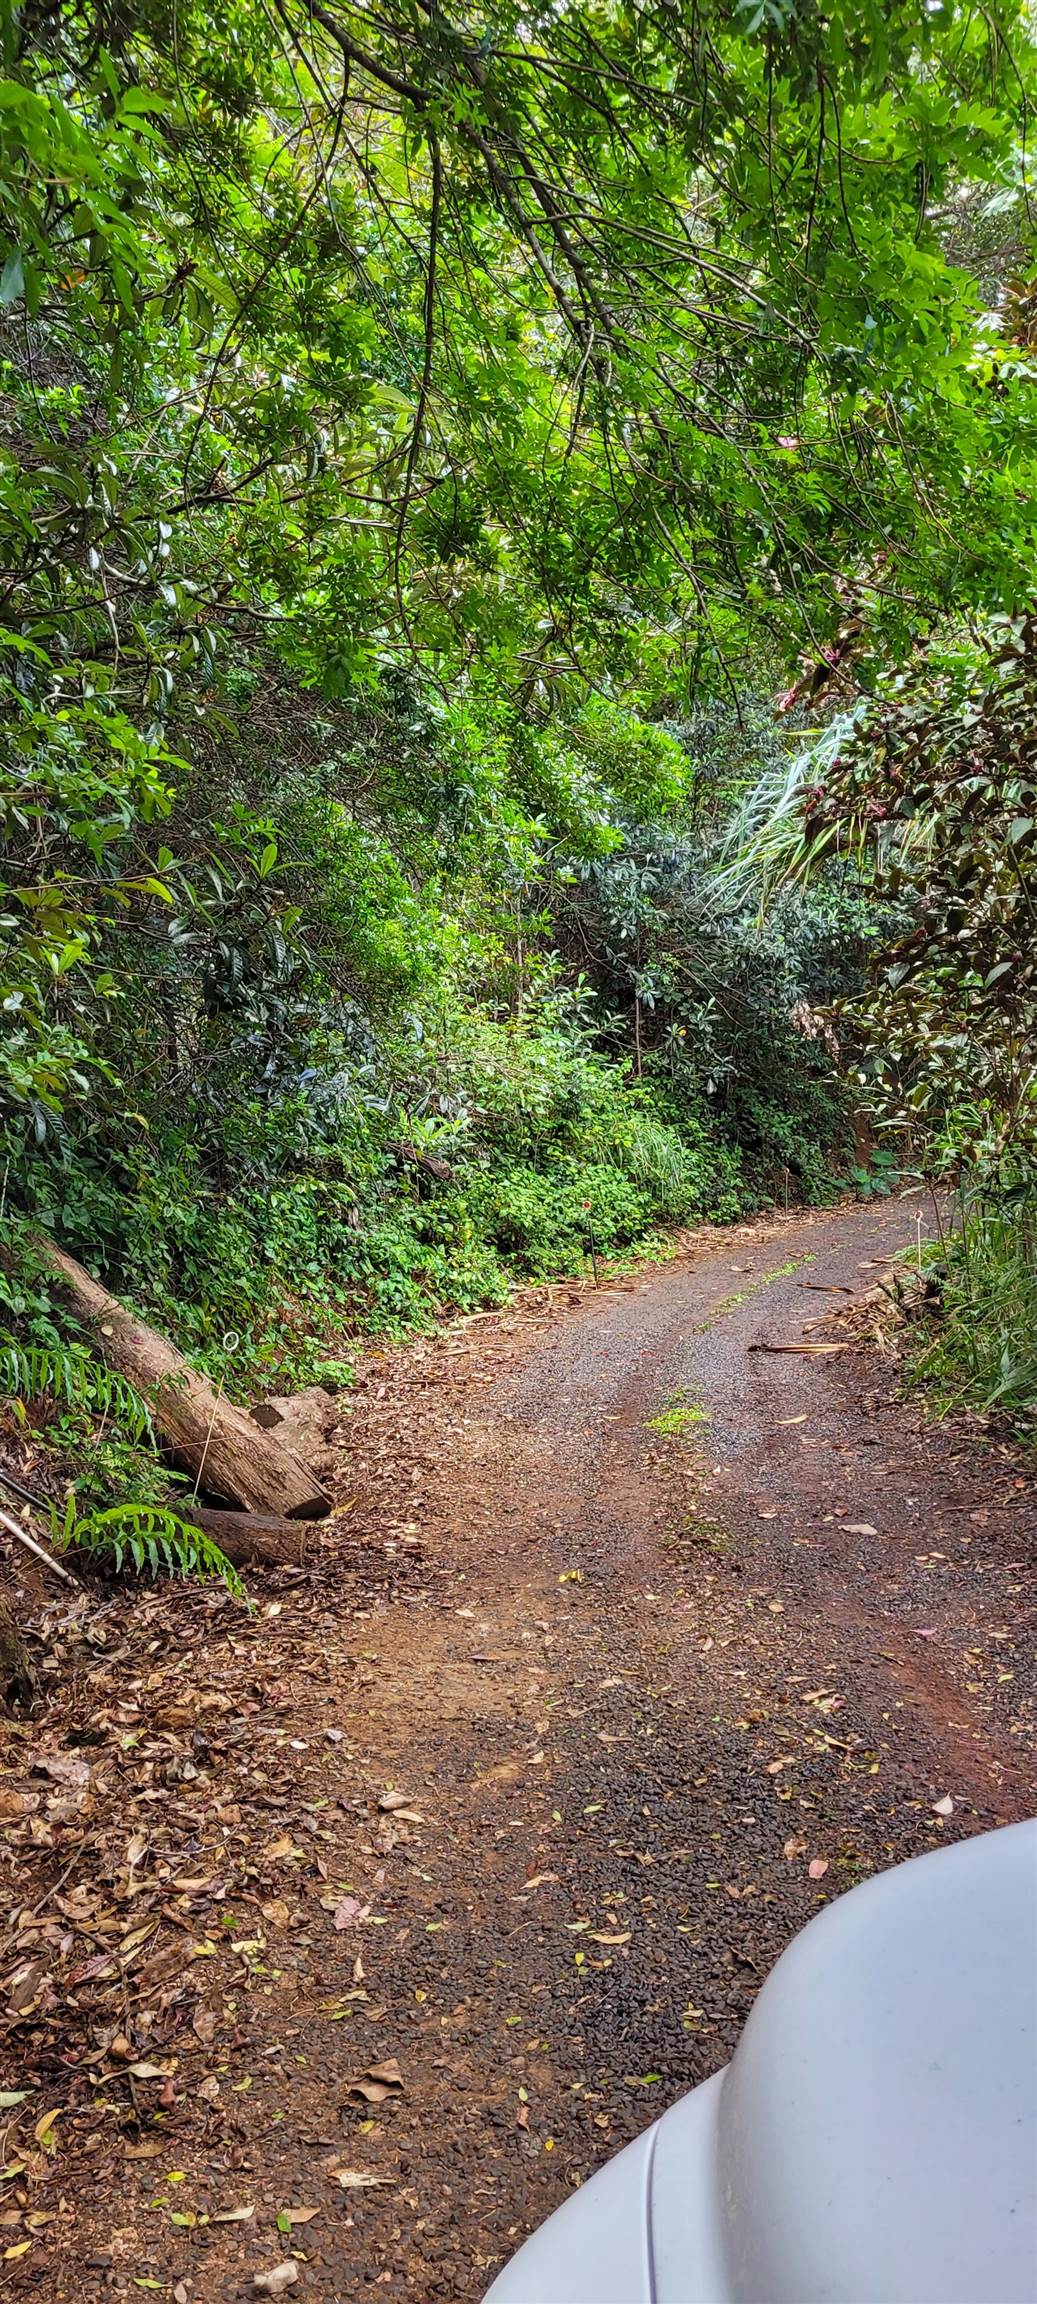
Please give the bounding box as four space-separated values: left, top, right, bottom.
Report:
462 1159 652 1276
913 1172 1037 1432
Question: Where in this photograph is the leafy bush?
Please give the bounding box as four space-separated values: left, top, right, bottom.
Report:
0 0 1032 1563
914 1179 1037 1432
461 1159 648 1278
734 620 1037 1431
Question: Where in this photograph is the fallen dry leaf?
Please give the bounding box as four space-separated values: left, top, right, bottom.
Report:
6 1958 51 2016
0 1792 38 1821
213 2203 255 2224
347 2056 404 2105
331 1896 368 1931
331 2169 393 2191
32 1753 90 1789
365 2058 403 2087
808 1857 830 1880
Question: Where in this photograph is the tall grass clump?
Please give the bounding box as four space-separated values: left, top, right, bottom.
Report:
915 1175 1037 1432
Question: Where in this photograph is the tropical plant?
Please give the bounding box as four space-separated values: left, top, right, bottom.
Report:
50 1495 243 1592
0 0 1033 1548
731 618 1037 1423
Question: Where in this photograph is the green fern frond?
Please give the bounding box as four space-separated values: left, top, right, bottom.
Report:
0 1341 155 1443
52 1496 245 1596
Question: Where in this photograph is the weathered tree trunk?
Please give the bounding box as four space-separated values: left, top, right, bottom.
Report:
186 1506 317 1570
35 1237 330 1519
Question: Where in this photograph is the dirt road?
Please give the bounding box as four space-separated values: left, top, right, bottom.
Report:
5 1197 1036 2301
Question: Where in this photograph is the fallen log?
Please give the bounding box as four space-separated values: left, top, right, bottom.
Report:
33 1236 331 1520
250 1384 337 1467
185 1506 317 1570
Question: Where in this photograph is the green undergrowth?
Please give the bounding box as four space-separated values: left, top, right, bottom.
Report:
1 0 1035 1574
908 1179 1037 1438
0 691 855 1588
5 956 844 1365
1 1011 844 1586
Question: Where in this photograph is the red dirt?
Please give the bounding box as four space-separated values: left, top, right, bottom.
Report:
1 1197 1035 2300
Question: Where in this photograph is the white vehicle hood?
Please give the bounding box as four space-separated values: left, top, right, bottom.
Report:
485 1818 1037 2304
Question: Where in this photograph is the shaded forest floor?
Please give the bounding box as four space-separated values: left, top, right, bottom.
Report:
2 1197 1035 2301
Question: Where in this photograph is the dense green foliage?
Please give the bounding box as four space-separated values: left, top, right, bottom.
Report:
739 617 1037 1423
0 0 1035 1566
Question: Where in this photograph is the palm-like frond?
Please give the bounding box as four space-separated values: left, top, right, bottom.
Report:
0 1341 154 1442
52 1495 244 1594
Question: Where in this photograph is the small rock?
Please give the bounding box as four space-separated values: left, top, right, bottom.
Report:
254 2267 299 2297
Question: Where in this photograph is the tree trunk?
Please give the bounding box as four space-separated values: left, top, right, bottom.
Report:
186 1506 317 1569
34 1236 330 1519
